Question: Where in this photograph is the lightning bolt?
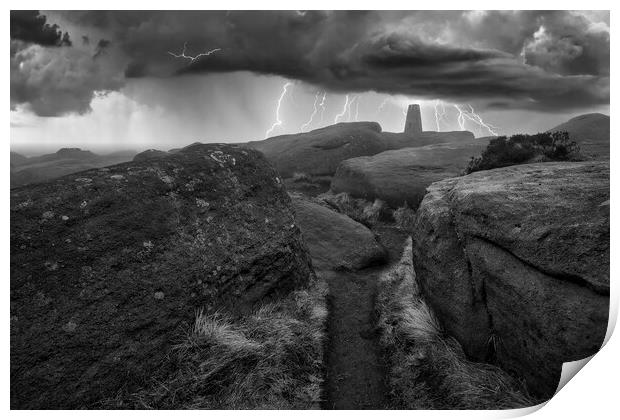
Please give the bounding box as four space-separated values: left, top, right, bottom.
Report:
454 104 499 136
467 105 499 136
434 100 447 132
334 95 350 124
343 95 360 122
265 82 292 138
354 98 360 121
301 92 320 132
455 105 466 130
318 92 327 125
168 42 221 63
347 96 357 121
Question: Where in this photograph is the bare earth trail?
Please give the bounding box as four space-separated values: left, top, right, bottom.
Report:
322 226 408 409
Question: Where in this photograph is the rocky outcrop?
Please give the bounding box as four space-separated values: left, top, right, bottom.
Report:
292 196 387 271
246 121 475 180
246 122 387 177
411 161 609 398
10 143 314 409
331 139 488 208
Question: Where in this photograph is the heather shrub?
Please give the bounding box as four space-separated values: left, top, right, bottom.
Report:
465 131 580 174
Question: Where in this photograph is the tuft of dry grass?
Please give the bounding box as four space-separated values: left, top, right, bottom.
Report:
102 278 328 409
291 172 314 183
318 191 388 227
375 238 539 409
392 203 416 231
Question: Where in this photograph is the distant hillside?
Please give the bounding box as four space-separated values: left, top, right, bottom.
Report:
133 149 170 162
10 151 28 167
10 148 137 188
547 113 609 159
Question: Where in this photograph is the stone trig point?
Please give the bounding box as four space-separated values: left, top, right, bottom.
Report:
404 104 423 134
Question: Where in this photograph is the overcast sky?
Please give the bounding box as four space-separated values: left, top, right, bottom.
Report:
10 10 610 154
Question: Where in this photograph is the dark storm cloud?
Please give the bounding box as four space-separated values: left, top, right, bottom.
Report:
124 61 147 78
438 10 609 77
10 11 123 116
10 42 123 116
336 32 609 110
521 13 610 77
10 11 72 47
361 40 510 68
165 11 609 111
93 39 112 59
11 10 610 116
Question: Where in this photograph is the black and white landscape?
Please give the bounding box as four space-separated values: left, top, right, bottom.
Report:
10 10 610 410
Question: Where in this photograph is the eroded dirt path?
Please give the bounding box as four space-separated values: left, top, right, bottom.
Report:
322 225 408 409
321 266 387 409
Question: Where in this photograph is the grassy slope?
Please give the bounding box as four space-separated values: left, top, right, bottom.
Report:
547 113 609 142
375 238 540 409
101 277 328 409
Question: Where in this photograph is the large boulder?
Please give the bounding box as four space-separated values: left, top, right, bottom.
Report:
292 196 387 271
381 130 475 150
10 143 314 409
331 139 488 208
411 161 609 398
246 122 386 177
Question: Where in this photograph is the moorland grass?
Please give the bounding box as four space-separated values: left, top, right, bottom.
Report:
375 238 540 409
102 278 328 409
